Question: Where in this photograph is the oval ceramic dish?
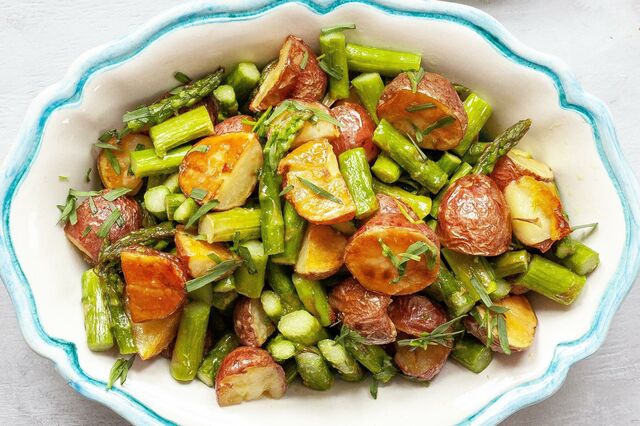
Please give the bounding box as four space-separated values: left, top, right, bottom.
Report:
1 1 639 425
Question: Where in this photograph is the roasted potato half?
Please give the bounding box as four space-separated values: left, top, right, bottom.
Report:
174 227 238 278
179 132 263 210
233 297 276 347
387 295 448 336
376 72 467 151
329 278 397 345
278 140 356 224
490 149 554 191
344 194 440 295
64 192 142 264
329 101 378 162
132 309 182 360
97 133 152 194
214 114 254 135
437 174 511 256
121 245 188 323
216 347 287 406
295 224 347 280
394 342 450 382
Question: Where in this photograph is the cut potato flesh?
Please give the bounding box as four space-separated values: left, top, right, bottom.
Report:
394 343 450 381
295 224 347 279
179 132 262 210
98 133 152 195
234 298 276 347
490 150 554 190
278 140 356 224
174 227 238 278
132 309 182 360
121 246 188 323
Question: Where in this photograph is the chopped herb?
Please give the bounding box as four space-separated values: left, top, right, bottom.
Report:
208 252 223 263
468 276 511 351
369 378 379 400
186 259 242 292
85 168 92 182
103 188 132 202
571 222 598 232
189 145 210 154
69 189 100 197
95 142 121 151
422 116 455 136
252 105 273 137
231 232 257 274
241 118 257 127
279 185 294 196
58 176 69 181
298 177 342 204
300 51 309 70
135 144 146 151
318 60 343 80
98 129 117 143
117 127 131 140
393 199 424 225
320 23 356 34
396 315 467 349
406 103 436 112
263 99 342 128
104 149 121 175
106 355 135 390
88 196 97 214
496 313 511 355
335 325 365 346
468 275 494 308
190 187 208 201
96 209 122 238
82 226 92 237
57 193 77 225
316 53 326 61
407 68 425 93
185 199 220 229
123 106 152 124
173 71 192 84
378 239 436 283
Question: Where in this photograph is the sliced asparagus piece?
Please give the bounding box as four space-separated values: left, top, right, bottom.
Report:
351 72 385 124
295 347 334 391
81 269 114 352
452 93 493 156
170 301 211 382
318 339 363 382
371 153 402 183
292 274 333 327
198 208 261 243
196 333 239 387
451 335 493 373
517 255 586 305
339 148 379 219
233 240 268 298
345 44 421 76
150 105 214 157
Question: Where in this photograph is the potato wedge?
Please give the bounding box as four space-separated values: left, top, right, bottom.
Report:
233 297 276 347
490 149 554 190
214 114 254 135
179 132 263 210
121 245 188 323
132 309 182 360
376 72 467 150
329 101 378 162
387 295 448 336
278 140 356 224
344 194 440 295
503 176 571 252
97 133 152 195
436 174 511 256
294 224 347 279
174 226 238 278
394 342 450 381
64 192 142 264
249 35 326 111
464 294 537 353
267 101 340 149
216 347 287 406
328 278 396 345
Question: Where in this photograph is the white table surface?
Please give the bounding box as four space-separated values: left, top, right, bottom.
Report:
1 1 639 424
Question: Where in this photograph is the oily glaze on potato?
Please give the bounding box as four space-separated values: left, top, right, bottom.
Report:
387 295 448 336
344 194 440 295
249 35 326 111
121 245 188 323
64 193 142 264
329 278 396 345
268 101 340 149
437 174 511 256
394 342 450 381
490 149 554 191
278 140 356 224
214 115 254 135
329 101 378 162
295 224 347 279
216 347 287 406
464 294 537 353
174 227 238 278
179 132 263 209
233 298 276 347
97 133 152 194
132 309 182 360
377 72 467 151
503 176 570 252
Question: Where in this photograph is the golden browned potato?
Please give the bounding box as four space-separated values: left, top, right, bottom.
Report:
278 140 356 224
97 133 152 195
294 224 347 279
387 295 448 336
436 174 511 256
64 192 142 264
267 100 340 150
233 297 276 348
490 149 554 190
344 194 440 296
394 343 450 381
174 227 238 278
249 35 326 112
216 347 287 406
328 278 396 345
214 114 254 135
131 309 182 360
376 72 467 150
503 176 571 252
464 294 537 353
329 101 378 162
121 245 188 323
179 132 263 210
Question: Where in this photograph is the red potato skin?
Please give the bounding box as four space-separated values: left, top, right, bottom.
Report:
387 295 448 336
329 101 379 162
64 193 142 264
233 297 275 348
214 115 254 135
437 174 511 256
329 278 397 345
394 342 451 381
344 194 440 295
490 155 529 191
377 72 467 151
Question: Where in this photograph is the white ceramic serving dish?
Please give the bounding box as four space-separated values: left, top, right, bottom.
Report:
1 1 639 425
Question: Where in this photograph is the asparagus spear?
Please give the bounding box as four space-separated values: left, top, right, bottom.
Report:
430 162 473 217
517 255 586 305
283 360 299 384
144 185 171 220
233 240 268 298
339 148 379 219
224 62 260 102
345 44 421 76
210 290 239 313
319 31 350 100
554 237 600 275
267 334 299 362
441 248 498 301
267 261 304 314
436 152 462 176
371 178 432 219
452 93 493 156
462 141 490 165
340 331 396 384
81 269 114 352
371 153 402 183
277 310 329 346
351 72 385 124
165 193 186 221
260 290 284 322
493 250 531 278
471 119 532 175
130 145 191 177
295 347 334 391
96 268 136 354
432 263 476 317
271 201 307 265
212 275 235 293
173 197 198 224
170 301 211 382
123 68 224 131
318 339 363 382
163 173 180 193
196 333 239 387
292 274 333 327
213 85 238 120
98 222 176 264
149 105 214 157
451 335 493 373
198 208 261 243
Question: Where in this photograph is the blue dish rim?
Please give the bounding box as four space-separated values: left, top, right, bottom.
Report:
1 1 639 424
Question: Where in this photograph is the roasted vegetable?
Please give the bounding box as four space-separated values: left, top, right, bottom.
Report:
394 343 450 382
81 269 114 351
451 335 493 373
267 100 340 149
292 274 335 327
97 134 152 194
330 101 378 162
197 333 240 387
233 297 276 347
554 237 600 276
174 227 237 278
150 105 214 157
516 254 586 305
317 339 363 382
214 114 254 135
339 147 379 219
132 309 182 360
277 310 328 346
295 347 334 391
490 149 554 190
170 301 211 381
294 223 347 280
387 295 448 336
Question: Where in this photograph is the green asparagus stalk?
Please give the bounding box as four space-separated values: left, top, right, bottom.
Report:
554 237 600 275
371 178 432 219
271 201 307 265
212 275 235 292
295 347 334 391
234 240 268 298
319 31 350 100
189 281 213 305
442 248 498 301
283 360 299 384
173 197 198 224
198 208 261 243
436 152 462 176
339 148 379 219
341 335 396 384
260 290 284 322
430 162 473 217
517 255 586 305
451 335 493 373
213 85 238 120
493 250 531 278
224 62 260 102
292 274 333 327
318 339 363 382
471 119 532 175
170 301 211 382
210 290 239 312
330 220 357 236
123 68 224 131
462 141 490 165
351 72 385 124
147 173 168 189
426 218 437 230
277 310 328 346
149 105 214 157
267 334 299 362
81 269 114 351
431 263 476 317
267 262 304 314
96 268 136 354
373 119 447 194
371 153 402 183
130 145 191 177
345 44 421 76
165 193 186 221
453 83 472 101
98 222 176 264
490 278 512 301
452 93 493 156
144 185 171 220
196 333 239 387
163 173 180 193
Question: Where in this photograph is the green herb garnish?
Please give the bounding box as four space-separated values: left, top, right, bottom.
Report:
173 71 192 84
82 226 92 237
279 185 294 196
103 188 132 202
406 103 436 112
57 193 77 225
190 187 208 201
571 222 598 232
298 176 342 204
378 239 437 283
318 60 343 80
107 355 135 390
85 168 92 182
189 145 210 154
98 129 117 143
407 68 425 93
231 232 257 274
103 149 121 175
185 259 242 292
185 199 219 229
96 208 121 238
422 116 455 136
300 51 309 70
58 176 69 181
396 315 466 349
